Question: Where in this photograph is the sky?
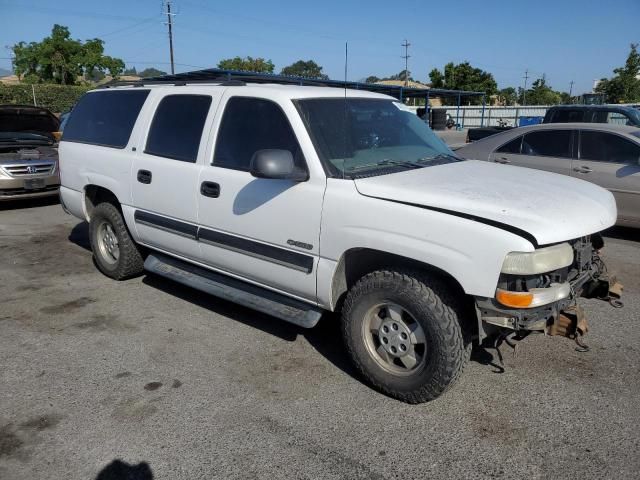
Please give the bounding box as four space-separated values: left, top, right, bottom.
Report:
1 0 638 95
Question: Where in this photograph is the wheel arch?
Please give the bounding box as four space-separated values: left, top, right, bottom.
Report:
329 247 478 342
83 184 121 220
330 248 469 310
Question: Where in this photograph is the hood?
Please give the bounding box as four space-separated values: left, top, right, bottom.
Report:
354 160 617 246
0 105 59 134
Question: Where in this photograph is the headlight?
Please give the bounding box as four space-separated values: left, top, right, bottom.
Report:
501 243 573 275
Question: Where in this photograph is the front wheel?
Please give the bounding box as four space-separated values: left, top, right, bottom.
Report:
341 269 469 403
89 202 144 280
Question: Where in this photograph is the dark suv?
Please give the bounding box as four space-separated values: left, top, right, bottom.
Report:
543 105 640 127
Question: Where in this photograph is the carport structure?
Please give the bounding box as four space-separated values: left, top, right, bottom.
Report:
134 68 488 128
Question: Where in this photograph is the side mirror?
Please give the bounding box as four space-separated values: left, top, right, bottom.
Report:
250 149 308 181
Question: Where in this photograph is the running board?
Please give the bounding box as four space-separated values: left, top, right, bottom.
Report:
144 253 322 328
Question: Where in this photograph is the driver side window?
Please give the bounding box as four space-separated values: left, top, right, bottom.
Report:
213 97 306 172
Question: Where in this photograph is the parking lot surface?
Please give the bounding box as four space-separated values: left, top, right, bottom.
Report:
1 198 639 480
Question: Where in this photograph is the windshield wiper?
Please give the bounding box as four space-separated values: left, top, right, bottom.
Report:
346 158 425 172
416 153 461 164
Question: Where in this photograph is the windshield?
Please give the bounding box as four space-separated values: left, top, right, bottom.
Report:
626 108 640 126
295 98 460 178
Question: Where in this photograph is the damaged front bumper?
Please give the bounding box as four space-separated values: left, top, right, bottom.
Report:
476 235 623 342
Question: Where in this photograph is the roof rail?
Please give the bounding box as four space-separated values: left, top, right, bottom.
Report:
97 68 486 99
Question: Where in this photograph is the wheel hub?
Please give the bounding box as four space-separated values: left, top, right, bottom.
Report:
379 319 411 357
97 222 120 265
362 302 428 375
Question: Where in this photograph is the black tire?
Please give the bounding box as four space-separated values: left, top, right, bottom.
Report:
89 202 144 280
341 269 470 403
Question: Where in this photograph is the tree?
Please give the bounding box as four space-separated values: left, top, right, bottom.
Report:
12 25 124 85
138 67 167 78
519 77 562 105
364 75 380 84
429 62 497 105
595 43 640 103
217 56 274 73
280 60 328 79
123 67 138 76
497 87 517 106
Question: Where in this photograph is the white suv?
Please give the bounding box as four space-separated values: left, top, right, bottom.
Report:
59 79 620 403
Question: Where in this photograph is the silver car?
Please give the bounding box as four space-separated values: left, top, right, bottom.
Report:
456 123 640 228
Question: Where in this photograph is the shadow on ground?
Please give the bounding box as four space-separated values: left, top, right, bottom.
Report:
603 225 640 242
95 460 153 480
0 195 59 211
69 221 91 251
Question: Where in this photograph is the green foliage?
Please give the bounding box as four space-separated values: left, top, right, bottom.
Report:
364 75 380 84
280 60 328 79
497 87 517 105
123 67 138 76
217 56 275 73
429 62 497 105
519 77 562 105
138 67 167 78
595 43 640 103
0 83 90 113
12 24 125 85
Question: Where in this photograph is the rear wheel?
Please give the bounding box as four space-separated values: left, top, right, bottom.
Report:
341 269 469 403
89 202 144 280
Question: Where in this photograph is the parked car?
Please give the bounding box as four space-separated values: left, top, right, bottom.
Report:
59 81 620 403
456 123 640 228
543 105 640 127
0 104 60 201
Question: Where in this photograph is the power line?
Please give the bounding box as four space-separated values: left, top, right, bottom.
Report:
401 39 410 87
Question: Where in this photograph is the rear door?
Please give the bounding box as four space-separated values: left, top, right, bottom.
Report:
131 91 219 260
490 129 573 176
574 130 640 225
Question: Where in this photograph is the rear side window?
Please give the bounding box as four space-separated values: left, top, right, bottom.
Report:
552 109 585 123
145 95 212 162
62 90 149 148
580 131 640 163
496 136 522 154
522 130 572 158
213 97 305 171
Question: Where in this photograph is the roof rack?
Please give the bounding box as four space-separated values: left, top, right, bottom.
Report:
98 68 485 100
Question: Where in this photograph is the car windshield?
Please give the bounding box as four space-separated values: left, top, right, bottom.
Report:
295 98 460 178
626 108 640 126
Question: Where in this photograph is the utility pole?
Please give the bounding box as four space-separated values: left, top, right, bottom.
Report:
569 80 574 102
401 39 411 87
522 69 529 105
164 1 175 74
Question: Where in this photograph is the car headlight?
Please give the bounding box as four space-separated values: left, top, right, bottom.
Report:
501 243 574 275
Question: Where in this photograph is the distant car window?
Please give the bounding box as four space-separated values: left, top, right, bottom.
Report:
214 97 305 171
145 95 212 162
552 109 584 123
496 136 522 154
522 130 572 158
580 131 640 163
62 90 149 148
605 112 629 126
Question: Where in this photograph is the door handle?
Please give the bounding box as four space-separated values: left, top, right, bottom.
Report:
200 181 220 198
138 170 151 184
573 166 592 174
137 169 152 184
494 157 511 164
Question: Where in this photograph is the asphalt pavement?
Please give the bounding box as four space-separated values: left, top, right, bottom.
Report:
1 198 639 479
